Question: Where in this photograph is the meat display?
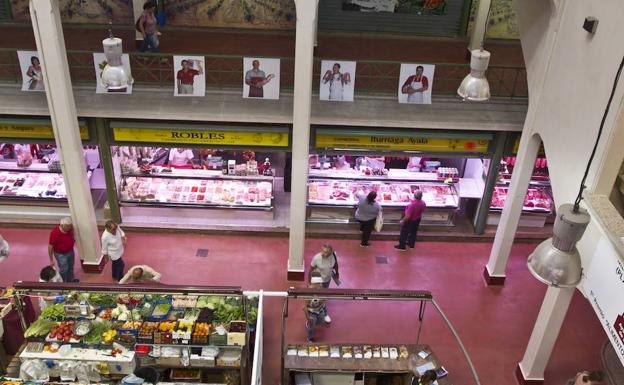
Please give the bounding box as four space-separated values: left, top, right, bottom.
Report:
307 179 458 208
490 186 553 213
0 171 67 199
120 176 273 207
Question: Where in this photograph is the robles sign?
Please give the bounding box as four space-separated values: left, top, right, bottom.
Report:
112 127 289 148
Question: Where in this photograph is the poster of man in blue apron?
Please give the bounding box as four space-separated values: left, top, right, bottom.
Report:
398 63 435 104
17 51 45 92
243 58 280 100
319 60 356 102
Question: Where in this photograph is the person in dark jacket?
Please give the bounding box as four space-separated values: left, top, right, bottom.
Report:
354 190 381 247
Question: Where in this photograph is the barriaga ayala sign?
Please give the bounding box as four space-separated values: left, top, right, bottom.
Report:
584 237 624 365
316 133 489 153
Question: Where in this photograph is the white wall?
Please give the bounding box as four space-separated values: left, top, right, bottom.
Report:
517 0 624 210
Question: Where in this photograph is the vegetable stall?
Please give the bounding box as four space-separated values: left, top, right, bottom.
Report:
9 282 259 385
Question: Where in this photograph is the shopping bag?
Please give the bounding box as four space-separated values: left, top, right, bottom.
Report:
374 210 384 232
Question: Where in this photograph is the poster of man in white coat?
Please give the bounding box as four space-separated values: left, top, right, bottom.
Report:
398 63 435 104
319 60 356 102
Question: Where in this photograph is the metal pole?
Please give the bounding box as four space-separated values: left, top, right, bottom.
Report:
12 292 28 331
474 132 509 234
432 299 481 385
280 296 289 385
95 118 122 223
416 301 426 346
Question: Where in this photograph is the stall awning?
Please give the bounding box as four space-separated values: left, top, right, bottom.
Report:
315 127 493 154
0 117 90 141
110 121 290 149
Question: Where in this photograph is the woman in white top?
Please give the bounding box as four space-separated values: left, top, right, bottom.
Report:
101 220 127 282
168 148 195 167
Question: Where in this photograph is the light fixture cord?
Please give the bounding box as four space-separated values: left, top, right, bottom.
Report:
573 55 624 212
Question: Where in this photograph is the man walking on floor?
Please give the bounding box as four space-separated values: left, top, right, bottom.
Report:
395 190 426 251
48 217 79 282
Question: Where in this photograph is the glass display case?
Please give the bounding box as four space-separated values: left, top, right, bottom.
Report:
119 171 274 210
0 168 68 201
489 185 553 213
306 177 459 225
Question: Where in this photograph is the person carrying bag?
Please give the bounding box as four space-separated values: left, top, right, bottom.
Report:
354 190 381 247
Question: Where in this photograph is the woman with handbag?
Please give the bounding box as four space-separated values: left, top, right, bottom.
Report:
355 191 381 247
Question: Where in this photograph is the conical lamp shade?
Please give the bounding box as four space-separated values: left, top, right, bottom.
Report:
458 49 491 101
527 238 582 287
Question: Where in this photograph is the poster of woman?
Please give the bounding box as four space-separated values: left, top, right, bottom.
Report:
17 51 44 92
243 58 280 100
398 63 435 104
173 56 206 97
319 60 356 102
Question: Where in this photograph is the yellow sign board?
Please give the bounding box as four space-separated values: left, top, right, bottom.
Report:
0 124 89 140
113 127 289 147
316 133 490 153
512 136 545 156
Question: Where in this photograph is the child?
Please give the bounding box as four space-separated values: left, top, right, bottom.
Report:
304 272 331 342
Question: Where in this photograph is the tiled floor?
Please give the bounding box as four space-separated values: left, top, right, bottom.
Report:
0 227 605 385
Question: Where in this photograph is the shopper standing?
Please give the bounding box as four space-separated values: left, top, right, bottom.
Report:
355 191 381 247
412 369 437 385
38 266 63 311
567 370 605 385
48 217 78 282
309 244 339 288
101 220 128 282
304 272 331 342
0 234 9 264
138 1 160 53
395 190 426 251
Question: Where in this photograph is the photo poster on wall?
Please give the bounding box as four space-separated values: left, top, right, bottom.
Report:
342 0 447 15
397 63 435 105
242 57 280 100
173 56 206 97
17 50 45 92
93 53 133 94
319 60 356 102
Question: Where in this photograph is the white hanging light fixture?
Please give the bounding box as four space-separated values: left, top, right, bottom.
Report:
457 49 491 101
101 27 133 92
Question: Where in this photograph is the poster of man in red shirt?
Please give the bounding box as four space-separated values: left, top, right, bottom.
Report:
398 63 435 104
174 55 205 97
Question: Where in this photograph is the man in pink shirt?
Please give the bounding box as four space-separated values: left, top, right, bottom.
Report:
395 190 426 251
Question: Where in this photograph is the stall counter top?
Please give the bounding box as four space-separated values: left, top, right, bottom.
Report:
309 168 438 181
0 162 52 172
20 347 135 363
284 344 450 384
128 168 274 181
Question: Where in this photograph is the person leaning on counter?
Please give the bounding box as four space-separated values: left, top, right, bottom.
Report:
119 265 161 284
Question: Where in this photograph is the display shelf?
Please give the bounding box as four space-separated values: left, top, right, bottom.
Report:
308 178 458 209
119 175 274 209
489 185 553 213
0 162 61 174
308 168 440 182
0 170 68 201
136 343 243 350
122 168 274 182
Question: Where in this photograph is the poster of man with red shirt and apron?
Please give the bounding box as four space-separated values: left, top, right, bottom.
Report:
243 58 280 100
398 63 435 104
173 55 205 97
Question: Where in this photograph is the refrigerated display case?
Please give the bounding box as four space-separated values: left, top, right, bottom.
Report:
307 177 459 225
119 170 274 210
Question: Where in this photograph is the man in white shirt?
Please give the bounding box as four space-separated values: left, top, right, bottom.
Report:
0 234 9 264
101 220 127 282
168 148 195 167
119 265 161 284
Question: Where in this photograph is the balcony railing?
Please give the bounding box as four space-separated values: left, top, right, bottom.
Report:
0 49 528 99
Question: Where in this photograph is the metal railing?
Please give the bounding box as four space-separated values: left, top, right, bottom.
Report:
0 48 528 98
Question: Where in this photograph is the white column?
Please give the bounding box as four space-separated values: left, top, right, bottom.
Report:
469 0 492 51
483 133 541 284
29 0 101 267
287 0 319 280
517 286 575 382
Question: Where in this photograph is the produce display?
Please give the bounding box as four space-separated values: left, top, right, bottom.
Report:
308 179 459 208
119 176 273 207
490 185 553 213
0 171 67 199
22 292 250 354
288 344 411 360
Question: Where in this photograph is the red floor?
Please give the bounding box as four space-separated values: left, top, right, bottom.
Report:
0 227 605 385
